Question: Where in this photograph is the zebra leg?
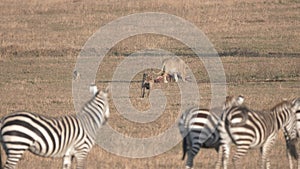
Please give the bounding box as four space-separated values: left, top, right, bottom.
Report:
222 144 230 169
283 128 293 169
261 134 277 169
284 125 299 169
3 150 26 169
62 155 72 169
215 143 230 169
232 144 250 169
216 120 232 169
284 130 295 169
215 145 223 169
287 152 294 169
185 133 201 169
74 152 89 169
186 148 195 169
298 157 300 169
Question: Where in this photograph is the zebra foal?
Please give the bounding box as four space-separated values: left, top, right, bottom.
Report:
178 95 244 169
216 97 300 169
0 85 110 169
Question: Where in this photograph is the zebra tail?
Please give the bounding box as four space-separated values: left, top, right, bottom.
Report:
288 138 298 160
182 136 188 160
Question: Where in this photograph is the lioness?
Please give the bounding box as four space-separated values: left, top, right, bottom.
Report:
155 57 186 83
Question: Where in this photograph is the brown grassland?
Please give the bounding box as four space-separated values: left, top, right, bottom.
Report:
0 0 299 168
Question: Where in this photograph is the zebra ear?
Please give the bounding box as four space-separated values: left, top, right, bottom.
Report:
236 95 245 105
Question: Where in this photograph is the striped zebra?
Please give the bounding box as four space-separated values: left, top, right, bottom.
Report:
216 97 300 169
0 85 110 169
284 98 300 169
178 95 244 169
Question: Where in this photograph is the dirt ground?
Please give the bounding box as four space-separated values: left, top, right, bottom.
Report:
0 0 299 169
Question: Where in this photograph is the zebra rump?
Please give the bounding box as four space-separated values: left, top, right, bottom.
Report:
178 107 220 168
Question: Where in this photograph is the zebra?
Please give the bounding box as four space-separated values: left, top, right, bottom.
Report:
0 85 110 169
178 95 244 169
216 97 300 169
284 98 300 169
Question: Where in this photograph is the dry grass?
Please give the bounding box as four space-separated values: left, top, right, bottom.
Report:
0 0 299 169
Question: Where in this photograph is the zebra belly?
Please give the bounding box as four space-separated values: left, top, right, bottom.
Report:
28 140 76 158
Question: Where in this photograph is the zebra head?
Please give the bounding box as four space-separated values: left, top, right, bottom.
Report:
271 97 300 141
291 97 300 113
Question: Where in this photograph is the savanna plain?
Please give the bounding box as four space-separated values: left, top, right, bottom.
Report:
0 0 299 169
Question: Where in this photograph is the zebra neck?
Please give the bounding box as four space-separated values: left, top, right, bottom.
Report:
77 112 103 140
272 110 286 131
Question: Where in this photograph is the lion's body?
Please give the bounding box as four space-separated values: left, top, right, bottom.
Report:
158 57 186 83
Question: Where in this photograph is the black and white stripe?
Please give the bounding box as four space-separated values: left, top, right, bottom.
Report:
178 96 244 169
0 85 110 169
216 97 300 169
179 108 220 169
284 98 300 169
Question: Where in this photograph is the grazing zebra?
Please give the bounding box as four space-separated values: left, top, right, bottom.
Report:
178 95 244 169
216 97 300 169
0 85 110 169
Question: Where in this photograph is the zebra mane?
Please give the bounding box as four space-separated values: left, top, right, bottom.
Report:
271 97 300 112
270 100 292 112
